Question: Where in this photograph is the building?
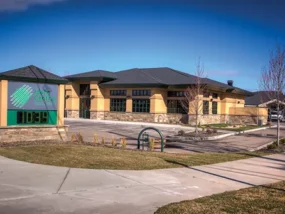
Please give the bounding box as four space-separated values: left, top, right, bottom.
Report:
245 91 285 111
0 65 68 143
64 67 268 125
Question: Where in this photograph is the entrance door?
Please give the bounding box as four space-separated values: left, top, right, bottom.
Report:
79 98 90 119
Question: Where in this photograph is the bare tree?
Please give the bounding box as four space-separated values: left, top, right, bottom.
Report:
260 44 285 146
181 59 207 134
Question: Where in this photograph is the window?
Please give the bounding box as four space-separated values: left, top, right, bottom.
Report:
132 99 150 113
167 100 187 114
110 90 126 96
212 102 218 114
168 91 185 97
203 101 209 114
212 93 218 99
132 90 151 96
110 99 126 112
80 84 90 96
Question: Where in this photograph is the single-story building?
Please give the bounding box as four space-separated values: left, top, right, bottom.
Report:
245 91 285 111
64 67 268 125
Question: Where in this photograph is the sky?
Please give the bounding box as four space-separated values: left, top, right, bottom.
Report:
0 0 285 91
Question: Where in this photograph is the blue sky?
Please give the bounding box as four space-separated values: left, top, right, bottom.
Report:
0 0 285 91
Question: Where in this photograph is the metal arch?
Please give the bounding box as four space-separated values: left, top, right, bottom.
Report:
137 127 164 152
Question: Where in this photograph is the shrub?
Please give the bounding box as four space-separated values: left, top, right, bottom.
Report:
149 138 155 151
121 137 127 149
93 133 99 145
267 143 278 150
112 137 117 147
202 127 205 132
178 130 185 136
267 121 272 127
71 133 84 144
212 129 218 134
206 129 213 134
101 137 105 146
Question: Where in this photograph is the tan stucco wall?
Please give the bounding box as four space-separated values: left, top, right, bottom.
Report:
57 84 65 126
229 106 268 116
0 80 8 126
64 83 266 118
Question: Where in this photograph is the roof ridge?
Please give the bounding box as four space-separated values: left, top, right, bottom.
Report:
167 67 197 78
138 69 164 84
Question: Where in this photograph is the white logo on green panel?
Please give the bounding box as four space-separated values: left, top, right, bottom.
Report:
10 85 33 108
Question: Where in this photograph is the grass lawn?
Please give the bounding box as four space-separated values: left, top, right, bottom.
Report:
155 181 285 214
0 144 269 170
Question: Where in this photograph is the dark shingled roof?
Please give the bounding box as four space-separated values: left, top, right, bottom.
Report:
245 91 285 106
64 70 116 80
0 65 68 84
66 67 251 95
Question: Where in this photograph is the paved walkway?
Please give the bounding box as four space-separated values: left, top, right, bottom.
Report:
0 154 284 214
65 118 284 153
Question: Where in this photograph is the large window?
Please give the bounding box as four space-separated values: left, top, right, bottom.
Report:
132 90 151 96
168 91 185 97
80 84 90 96
212 102 218 114
203 101 209 115
110 99 126 112
110 90 126 96
167 100 187 114
132 99 150 113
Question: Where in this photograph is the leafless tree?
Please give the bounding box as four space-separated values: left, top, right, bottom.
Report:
260 44 285 146
181 59 207 134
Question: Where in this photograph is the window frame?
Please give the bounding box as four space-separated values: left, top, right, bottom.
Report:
132 99 150 113
212 93 218 99
167 100 187 114
203 100 209 115
167 91 185 97
110 90 126 96
110 98 126 112
212 101 218 115
132 90 151 96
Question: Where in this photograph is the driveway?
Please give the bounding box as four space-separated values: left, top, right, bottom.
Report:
0 154 284 214
65 118 284 153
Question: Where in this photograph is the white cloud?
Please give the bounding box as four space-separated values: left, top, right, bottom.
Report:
0 0 67 11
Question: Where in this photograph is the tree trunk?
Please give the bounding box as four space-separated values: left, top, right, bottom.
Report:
277 102 280 146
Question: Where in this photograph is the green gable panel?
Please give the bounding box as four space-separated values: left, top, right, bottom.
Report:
7 110 57 126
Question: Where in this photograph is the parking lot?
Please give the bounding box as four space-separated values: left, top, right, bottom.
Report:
65 118 284 153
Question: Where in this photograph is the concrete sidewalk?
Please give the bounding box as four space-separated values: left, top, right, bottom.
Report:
0 154 284 214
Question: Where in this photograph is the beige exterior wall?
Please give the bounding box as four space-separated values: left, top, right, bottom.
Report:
57 84 65 126
0 80 8 126
64 82 267 125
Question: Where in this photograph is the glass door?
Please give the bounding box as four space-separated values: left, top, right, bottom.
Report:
79 98 90 119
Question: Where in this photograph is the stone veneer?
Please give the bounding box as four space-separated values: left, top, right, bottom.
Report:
90 111 105 120
188 114 267 126
66 110 79 118
0 126 68 144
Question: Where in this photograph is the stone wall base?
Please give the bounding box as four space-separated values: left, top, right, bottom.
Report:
188 114 267 126
66 110 79 118
90 111 105 120
0 126 68 144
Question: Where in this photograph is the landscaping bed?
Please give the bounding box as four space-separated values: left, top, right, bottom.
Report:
201 123 269 132
0 143 270 170
155 181 285 214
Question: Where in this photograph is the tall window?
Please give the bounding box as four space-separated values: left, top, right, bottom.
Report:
212 102 218 114
167 100 187 114
168 91 185 97
132 90 151 96
203 101 209 114
80 84 90 96
132 99 150 113
110 99 126 112
110 90 126 96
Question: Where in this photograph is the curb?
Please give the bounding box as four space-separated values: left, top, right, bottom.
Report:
248 141 275 152
64 118 195 130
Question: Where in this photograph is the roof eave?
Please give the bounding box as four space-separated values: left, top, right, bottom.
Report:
0 75 68 84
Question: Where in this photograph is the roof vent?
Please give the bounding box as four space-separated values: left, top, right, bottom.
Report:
227 80 233 87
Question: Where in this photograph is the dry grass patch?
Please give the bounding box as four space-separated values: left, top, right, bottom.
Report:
155 181 285 214
0 144 270 170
